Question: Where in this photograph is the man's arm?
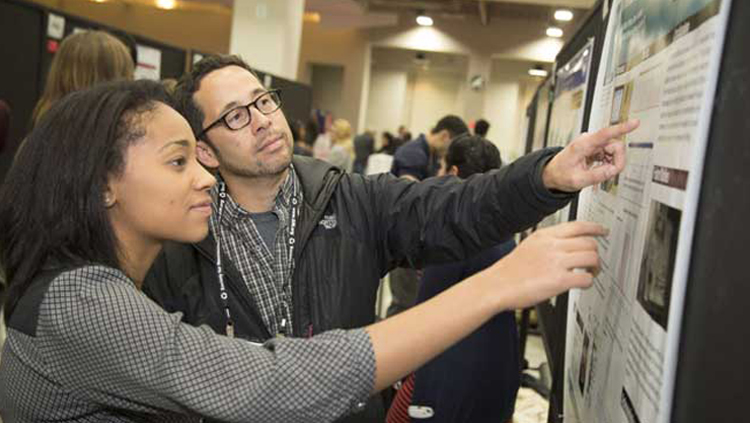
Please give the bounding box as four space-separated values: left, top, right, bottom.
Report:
361 148 569 270
361 120 640 270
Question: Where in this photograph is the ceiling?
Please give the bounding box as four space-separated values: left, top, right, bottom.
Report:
305 0 595 29
371 46 470 74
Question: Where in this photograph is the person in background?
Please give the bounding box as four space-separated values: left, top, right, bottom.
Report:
353 131 375 174
474 118 490 137
397 125 408 141
313 111 332 160
391 115 468 182
0 80 604 423
364 131 397 175
305 117 320 150
378 131 399 155
387 136 520 423
31 30 134 126
328 118 355 172
386 115 470 317
290 118 313 157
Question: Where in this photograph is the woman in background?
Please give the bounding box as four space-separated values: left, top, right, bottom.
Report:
328 118 354 172
0 80 603 422
31 30 134 125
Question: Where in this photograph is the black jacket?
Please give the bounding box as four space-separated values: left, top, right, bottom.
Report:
144 150 572 422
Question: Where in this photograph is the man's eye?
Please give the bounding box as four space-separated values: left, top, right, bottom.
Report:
227 111 243 122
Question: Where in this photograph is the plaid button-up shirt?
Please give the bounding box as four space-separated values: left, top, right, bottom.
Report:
212 167 301 337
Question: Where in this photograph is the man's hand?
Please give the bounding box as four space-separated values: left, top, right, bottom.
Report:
542 119 640 192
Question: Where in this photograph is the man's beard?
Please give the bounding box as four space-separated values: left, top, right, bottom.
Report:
218 143 292 178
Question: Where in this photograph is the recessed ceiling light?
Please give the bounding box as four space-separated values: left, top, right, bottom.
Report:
416 15 434 26
304 12 321 23
554 10 574 21
155 0 176 10
528 68 549 77
546 27 563 38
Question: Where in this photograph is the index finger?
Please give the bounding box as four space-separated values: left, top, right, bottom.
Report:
548 221 608 238
582 119 640 153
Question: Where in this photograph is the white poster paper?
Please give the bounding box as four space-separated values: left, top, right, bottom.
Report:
47 13 65 40
134 44 162 81
563 1 732 423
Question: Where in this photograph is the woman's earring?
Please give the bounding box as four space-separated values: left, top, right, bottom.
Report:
104 195 115 208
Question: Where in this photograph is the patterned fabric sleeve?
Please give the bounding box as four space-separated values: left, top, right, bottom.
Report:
38 266 376 423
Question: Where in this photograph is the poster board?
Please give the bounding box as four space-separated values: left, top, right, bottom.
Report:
563 1 733 423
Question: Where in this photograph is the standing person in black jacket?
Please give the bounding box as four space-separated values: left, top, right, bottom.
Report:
144 55 639 423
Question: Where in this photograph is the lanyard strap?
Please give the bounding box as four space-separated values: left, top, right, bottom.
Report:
214 172 300 338
214 183 234 337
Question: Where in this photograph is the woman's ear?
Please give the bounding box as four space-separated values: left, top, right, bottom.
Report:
196 141 220 169
103 186 117 208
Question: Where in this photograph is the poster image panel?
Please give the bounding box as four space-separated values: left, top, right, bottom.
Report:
637 201 681 331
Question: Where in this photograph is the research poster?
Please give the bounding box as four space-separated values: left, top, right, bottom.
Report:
539 38 595 230
563 1 732 423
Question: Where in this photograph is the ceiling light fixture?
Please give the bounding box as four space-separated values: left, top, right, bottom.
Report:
546 27 563 38
554 9 574 21
304 12 321 23
155 0 176 10
528 65 548 77
416 14 433 27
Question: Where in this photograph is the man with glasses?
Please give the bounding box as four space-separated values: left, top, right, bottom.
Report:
145 55 638 423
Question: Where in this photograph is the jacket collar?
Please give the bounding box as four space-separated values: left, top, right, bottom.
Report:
291 155 343 212
194 156 343 259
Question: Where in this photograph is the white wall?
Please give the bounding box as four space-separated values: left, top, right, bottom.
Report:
365 66 465 138
409 72 464 136
298 23 370 132
365 68 409 134
483 60 543 163
230 0 304 80
310 64 345 120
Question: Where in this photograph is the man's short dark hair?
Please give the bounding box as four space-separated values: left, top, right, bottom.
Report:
174 55 258 140
431 115 469 139
474 119 490 137
445 135 502 178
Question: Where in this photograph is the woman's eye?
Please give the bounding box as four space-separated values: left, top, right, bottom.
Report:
170 157 187 167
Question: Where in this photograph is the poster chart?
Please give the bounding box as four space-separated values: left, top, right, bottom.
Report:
539 38 595 230
563 1 731 423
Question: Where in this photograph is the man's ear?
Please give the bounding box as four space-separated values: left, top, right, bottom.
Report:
196 140 220 169
448 165 460 177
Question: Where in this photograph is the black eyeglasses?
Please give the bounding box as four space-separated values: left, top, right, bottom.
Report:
199 89 282 138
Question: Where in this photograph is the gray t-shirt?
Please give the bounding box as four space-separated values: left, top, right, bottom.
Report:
250 211 280 253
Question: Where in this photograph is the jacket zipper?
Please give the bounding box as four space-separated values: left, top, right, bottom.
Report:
291 169 343 338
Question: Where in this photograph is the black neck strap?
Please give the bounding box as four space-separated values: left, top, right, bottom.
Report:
213 170 300 338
